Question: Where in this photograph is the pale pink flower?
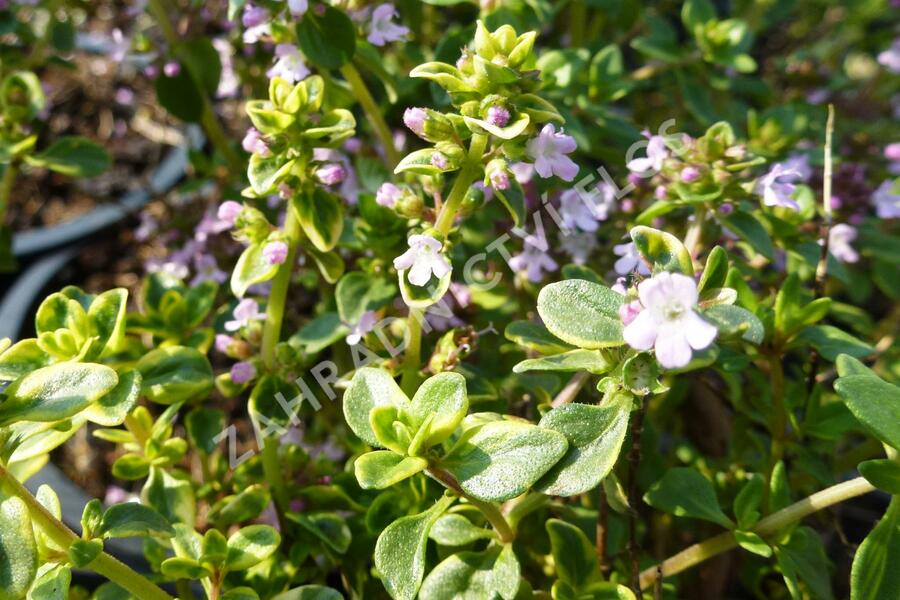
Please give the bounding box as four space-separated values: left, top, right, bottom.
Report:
345 311 378 346
242 128 269 156
623 272 717 369
613 242 651 276
287 0 308 17
376 182 403 208
873 180 900 218
263 241 289 265
403 107 426 137
526 124 578 181
367 4 409 46
627 134 668 174
225 299 265 332
828 224 859 264
231 362 256 384
267 44 309 83
878 39 900 74
217 201 243 227
755 163 802 210
393 235 451 286
509 235 558 282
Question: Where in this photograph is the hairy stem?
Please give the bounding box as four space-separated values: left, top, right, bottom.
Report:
260 202 302 370
146 0 241 172
0 465 175 600
552 371 589 407
340 63 400 170
434 133 488 236
638 476 876 590
427 467 514 543
628 399 646 594
401 308 424 395
765 352 787 513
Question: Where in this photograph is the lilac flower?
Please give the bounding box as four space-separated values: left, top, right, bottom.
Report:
267 44 309 83
163 61 180 77
215 334 233 354
486 106 510 128
316 164 346 186
402 107 426 137
560 231 597 265
393 235 452 287
681 166 701 183
622 272 717 369
242 4 271 43
231 361 256 384
346 311 378 346
217 201 243 227
146 258 189 280
780 153 813 182
878 39 900 74
755 163 802 210
135 211 158 242
885 143 900 162
873 180 900 218
627 134 668 175
510 162 535 184
192 254 228 285
509 235 558 282
367 4 409 46
828 224 859 264
377 182 403 208
263 241 289 265
526 124 578 181
559 189 601 232
225 299 265 332
287 0 308 17
242 128 269 156
194 209 232 243
613 242 651 276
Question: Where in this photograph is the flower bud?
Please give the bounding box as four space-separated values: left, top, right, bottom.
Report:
404 107 455 143
376 182 403 208
395 189 425 218
681 166 701 183
163 61 181 77
485 158 510 190
263 240 289 265
230 361 256 385
217 201 243 226
486 105 510 128
316 163 346 186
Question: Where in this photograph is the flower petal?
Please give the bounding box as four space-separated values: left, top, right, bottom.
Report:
623 309 657 350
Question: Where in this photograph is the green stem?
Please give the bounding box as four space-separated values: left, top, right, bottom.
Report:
433 133 488 236
765 352 787 513
260 203 302 370
340 63 400 170
427 467 514 543
504 492 549 530
261 439 289 531
400 308 424 395
0 465 174 600
0 162 18 226
146 0 241 172
638 476 875 590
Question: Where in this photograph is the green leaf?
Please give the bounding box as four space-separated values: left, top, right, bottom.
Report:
26 136 109 177
794 325 873 361
185 407 226 456
374 496 454 600
343 368 409 447
537 280 625 349
154 67 203 122
99 504 174 539
335 272 395 325
67 539 103 568
0 493 37 600
546 519 600 590
355 452 428 489
682 0 716 31
290 512 352 554
394 148 458 176
493 544 520 600
0 339 51 382
272 586 344 600
225 525 281 572
83 369 141 427
442 419 569 502
231 242 280 298
702 304 764 344
408 372 468 449
719 211 774 260
429 514 495 546
160 557 212 580
296 6 356 69
182 38 222 96
141 467 196 527
464 113 531 139
111 454 150 480
493 179 527 227
513 349 613 375
210 484 271 527
291 312 348 354
292 189 344 253
733 473 765 529
248 152 294 195
536 398 630 497
136 346 214 405
735 530 772 558
26 564 71 600
775 526 834 600
630 226 694 275
644 467 734 528
504 321 575 355
834 365 900 451
0 363 118 426
858 460 900 494
87 288 128 359
419 547 514 600
851 498 900 600
698 246 729 293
